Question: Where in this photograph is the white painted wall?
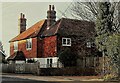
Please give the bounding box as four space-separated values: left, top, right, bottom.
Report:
15 61 25 64
26 57 62 68
37 57 58 68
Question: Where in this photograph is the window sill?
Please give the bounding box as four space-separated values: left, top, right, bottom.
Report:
26 48 32 50
14 50 18 52
62 44 71 46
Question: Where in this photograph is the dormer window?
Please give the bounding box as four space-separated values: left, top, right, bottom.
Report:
26 38 32 50
14 41 18 52
62 38 71 46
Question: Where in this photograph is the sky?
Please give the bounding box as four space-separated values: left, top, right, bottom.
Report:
1 2 73 57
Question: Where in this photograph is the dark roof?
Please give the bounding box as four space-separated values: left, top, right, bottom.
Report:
10 18 95 42
10 19 46 42
7 51 25 60
42 18 95 38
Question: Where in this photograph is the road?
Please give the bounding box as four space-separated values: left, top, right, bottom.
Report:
0 74 120 83
1 76 60 83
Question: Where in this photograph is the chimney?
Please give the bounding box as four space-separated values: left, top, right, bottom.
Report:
47 5 56 28
18 13 26 34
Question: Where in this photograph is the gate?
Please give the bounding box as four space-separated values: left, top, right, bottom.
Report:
15 63 25 73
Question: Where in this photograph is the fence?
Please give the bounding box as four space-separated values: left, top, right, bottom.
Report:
2 62 40 75
2 57 104 76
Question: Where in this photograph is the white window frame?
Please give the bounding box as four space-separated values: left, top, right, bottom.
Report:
26 38 32 50
14 41 18 52
86 41 91 48
86 41 95 48
62 38 71 46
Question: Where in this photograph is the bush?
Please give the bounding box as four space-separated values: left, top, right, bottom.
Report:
58 48 77 67
27 59 36 63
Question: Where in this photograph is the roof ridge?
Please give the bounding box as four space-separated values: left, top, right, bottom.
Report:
55 18 63 34
61 17 94 23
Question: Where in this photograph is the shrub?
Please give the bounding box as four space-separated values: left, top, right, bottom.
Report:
58 48 77 67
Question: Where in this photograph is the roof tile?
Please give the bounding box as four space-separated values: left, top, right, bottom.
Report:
10 19 46 42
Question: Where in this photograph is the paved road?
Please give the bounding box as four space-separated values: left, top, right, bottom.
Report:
1 75 119 83
1 76 60 83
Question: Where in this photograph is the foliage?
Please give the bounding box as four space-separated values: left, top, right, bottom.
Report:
58 48 77 67
95 2 114 52
27 59 36 63
95 2 120 78
106 34 120 76
103 74 116 81
70 1 120 33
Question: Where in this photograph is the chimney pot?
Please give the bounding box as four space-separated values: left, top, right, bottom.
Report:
49 5 51 11
52 5 55 10
47 5 56 28
20 13 23 18
23 14 25 18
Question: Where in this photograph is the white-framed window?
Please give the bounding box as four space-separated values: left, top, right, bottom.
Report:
86 41 91 48
86 41 95 48
14 41 18 52
26 38 32 50
62 38 71 46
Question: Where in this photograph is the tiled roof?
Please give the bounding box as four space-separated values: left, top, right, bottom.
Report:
10 18 95 42
42 19 61 36
42 18 95 37
7 51 25 60
10 19 46 42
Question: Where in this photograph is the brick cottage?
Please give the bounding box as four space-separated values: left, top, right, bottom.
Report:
8 5 102 69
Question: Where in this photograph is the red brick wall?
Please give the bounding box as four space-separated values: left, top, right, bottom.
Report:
37 38 43 58
10 36 57 59
10 38 37 58
43 36 57 58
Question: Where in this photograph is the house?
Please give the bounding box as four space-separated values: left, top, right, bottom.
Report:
8 5 102 68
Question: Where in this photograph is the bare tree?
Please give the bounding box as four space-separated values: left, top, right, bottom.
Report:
70 1 120 33
0 41 4 52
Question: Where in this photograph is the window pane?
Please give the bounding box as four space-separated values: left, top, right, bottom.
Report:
87 42 91 48
29 41 32 48
67 39 70 45
47 59 49 67
50 59 52 67
63 39 66 44
62 38 71 46
26 39 32 50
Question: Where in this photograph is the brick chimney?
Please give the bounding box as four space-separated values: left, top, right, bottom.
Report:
47 5 56 29
18 13 26 34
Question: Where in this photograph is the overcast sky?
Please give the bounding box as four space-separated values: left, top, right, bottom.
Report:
1 2 73 57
